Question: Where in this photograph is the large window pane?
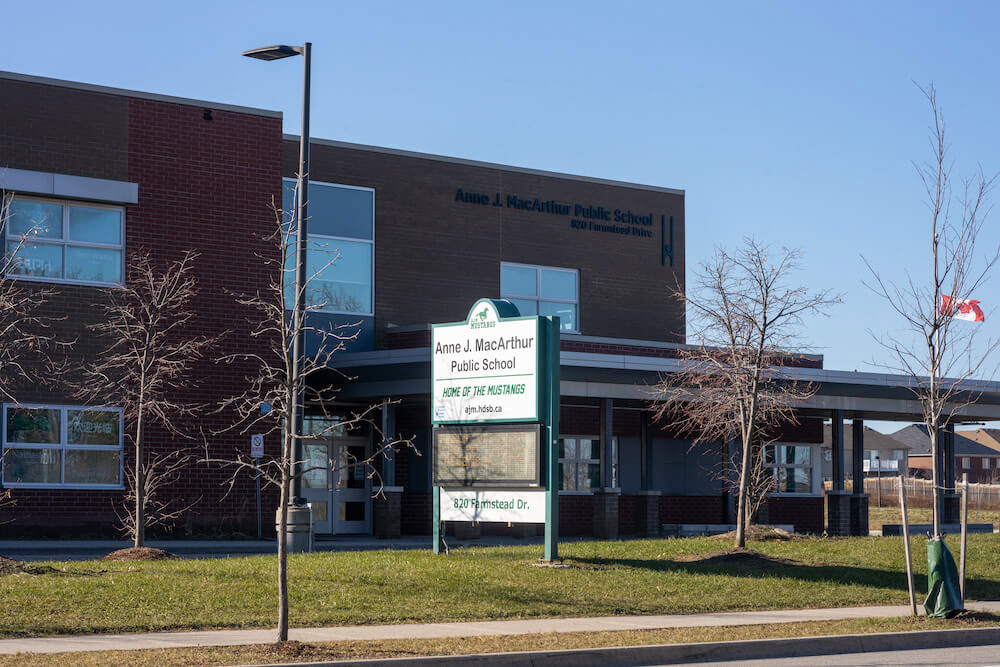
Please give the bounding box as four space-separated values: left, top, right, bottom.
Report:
541 269 576 300
501 265 536 297
3 447 61 484
65 247 122 283
776 468 811 493
308 239 372 313
507 298 537 317
302 443 329 489
7 241 63 278
6 408 60 444
9 200 62 238
64 449 120 485
539 301 577 332
582 462 601 490
69 207 122 244
309 184 374 240
67 410 119 446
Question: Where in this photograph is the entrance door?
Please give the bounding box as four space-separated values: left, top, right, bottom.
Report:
302 441 333 533
333 438 371 534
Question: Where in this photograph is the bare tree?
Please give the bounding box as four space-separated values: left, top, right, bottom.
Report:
76 251 214 549
0 189 64 519
864 84 999 537
654 239 838 549
209 204 413 642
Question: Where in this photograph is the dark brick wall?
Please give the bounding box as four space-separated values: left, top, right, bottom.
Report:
768 496 824 534
0 82 283 537
559 493 593 536
619 493 640 535
287 140 687 346
0 78 129 181
660 495 725 525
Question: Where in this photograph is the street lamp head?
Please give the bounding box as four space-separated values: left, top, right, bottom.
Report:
242 45 302 61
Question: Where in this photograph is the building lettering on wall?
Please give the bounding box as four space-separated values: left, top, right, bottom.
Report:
453 188 674 255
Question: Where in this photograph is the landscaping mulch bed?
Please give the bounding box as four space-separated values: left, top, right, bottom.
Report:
102 547 180 562
0 555 25 575
709 527 805 542
674 547 798 569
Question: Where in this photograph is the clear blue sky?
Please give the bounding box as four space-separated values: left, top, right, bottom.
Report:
7 1 1000 430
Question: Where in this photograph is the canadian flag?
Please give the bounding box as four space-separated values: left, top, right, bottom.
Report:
940 295 985 322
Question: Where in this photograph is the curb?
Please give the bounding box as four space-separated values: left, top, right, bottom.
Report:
249 626 1000 667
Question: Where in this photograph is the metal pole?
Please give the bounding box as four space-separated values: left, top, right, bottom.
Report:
899 477 917 616
291 42 312 505
256 469 262 538
961 472 968 603
543 316 561 562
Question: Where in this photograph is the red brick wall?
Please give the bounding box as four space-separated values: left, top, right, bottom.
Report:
2 88 283 537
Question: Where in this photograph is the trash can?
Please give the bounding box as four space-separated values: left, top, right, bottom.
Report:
924 535 963 618
275 504 313 554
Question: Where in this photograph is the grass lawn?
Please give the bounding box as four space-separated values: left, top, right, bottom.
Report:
2 534 1000 638
3 616 999 666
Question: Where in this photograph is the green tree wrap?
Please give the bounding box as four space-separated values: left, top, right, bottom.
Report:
923 536 963 618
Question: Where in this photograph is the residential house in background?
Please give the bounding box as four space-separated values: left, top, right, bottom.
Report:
820 424 909 481
889 425 1000 483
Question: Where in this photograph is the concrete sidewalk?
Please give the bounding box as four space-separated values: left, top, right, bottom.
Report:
3 602 1000 656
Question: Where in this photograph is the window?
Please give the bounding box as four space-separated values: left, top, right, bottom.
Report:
765 444 813 493
500 263 579 332
891 449 905 461
962 457 971 469
984 457 991 470
2 405 123 488
558 437 600 491
283 179 374 315
5 197 124 286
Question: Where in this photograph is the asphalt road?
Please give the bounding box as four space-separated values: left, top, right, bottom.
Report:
695 644 1000 666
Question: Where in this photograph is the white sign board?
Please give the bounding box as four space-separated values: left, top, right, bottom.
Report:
432 300 539 423
440 489 546 523
250 434 264 458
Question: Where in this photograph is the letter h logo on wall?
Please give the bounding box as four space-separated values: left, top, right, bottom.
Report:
661 215 674 267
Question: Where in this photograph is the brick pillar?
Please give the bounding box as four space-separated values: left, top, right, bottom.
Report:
592 488 620 539
373 486 403 539
850 493 869 536
635 490 661 537
942 492 961 525
826 489 852 536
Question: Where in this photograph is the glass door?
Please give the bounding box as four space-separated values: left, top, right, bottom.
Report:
333 438 371 534
301 441 332 534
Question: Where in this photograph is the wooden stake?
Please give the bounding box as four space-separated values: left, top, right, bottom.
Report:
899 477 917 616
960 472 969 603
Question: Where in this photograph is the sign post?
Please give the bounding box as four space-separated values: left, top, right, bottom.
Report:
431 299 560 561
251 434 264 539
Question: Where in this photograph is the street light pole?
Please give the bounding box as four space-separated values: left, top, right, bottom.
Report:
291 42 311 505
243 42 312 509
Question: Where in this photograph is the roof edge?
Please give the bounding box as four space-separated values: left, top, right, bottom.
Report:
283 134 685 196
0 70 283 119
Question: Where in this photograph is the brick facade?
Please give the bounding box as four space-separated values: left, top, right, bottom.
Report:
0 76 282 537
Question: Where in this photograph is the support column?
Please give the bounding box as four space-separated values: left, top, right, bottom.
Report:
373 399 402 539
850 418 869 536
942 423 960 525
594 399 619 539
637 414 660 537
826 410 851 536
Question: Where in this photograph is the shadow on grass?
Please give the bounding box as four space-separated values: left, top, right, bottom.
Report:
567 552 1000 600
